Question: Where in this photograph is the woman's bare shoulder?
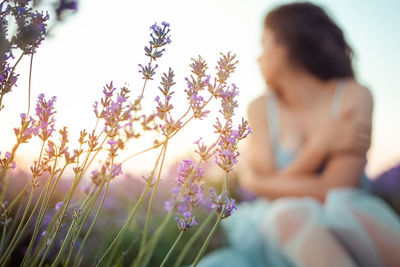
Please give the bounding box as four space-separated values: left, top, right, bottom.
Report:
248 94 267 116
343 78 373 121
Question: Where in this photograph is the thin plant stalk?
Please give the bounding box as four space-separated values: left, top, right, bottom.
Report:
173 211 215 267
135 139 169 265
160 230 184 267
0 222 7 255
191 173 229 267
32 137 108 266
27 50 34 117
191 215 222 267
133 158 207 267
21 159 63 267
0 187 36 266
95 144 166 266
51 179 106 267
71 178 111 266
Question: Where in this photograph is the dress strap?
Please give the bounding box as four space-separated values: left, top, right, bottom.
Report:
266 92 280 150
330 78 347 118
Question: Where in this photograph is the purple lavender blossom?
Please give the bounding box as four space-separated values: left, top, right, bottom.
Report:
175 211 197 231
55 0 78 21
0 151 16 172
155 68 175 120
145 21 171 60
33 94 57 141
209 188 237 219
164 159 205 216
55 201 63 211
138 62 158 80
213 83 252 173
184 56 211 120
94 82 134 137
13 9 50 53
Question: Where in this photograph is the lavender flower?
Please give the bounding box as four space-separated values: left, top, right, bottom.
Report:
213 83 252 173
55 0 78 21
55 201 63 211
209 188 237 219
94 82 134 137
155 68 175 120
138 62 158 80
13 8 50 53
184 56 211 120
175 211 198 231
164 159 205 216
145 21 171 60
0 151 16 172
33 93 57 141
194 137 214 162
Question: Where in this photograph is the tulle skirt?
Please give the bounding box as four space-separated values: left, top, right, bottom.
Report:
197 187 400 267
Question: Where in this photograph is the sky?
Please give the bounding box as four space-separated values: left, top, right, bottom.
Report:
1 0 399 177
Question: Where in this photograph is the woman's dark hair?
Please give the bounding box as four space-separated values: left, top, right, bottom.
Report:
265 2 354 80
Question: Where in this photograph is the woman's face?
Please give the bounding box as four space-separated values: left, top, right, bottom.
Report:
258 27 290 87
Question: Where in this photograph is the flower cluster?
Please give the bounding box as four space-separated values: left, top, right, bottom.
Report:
194 137 214 162
0 151 16 172
34 93 57 141
213 84 251 173
93 82 133 137
165 159 205 216
214 119 252 174
209 188 237 219
184 56 211 120
55 0 78 21
154 68 184 137
138 21 171 82
175 211 197 231
155 68 175 120
145 21 171 60
0 53 18 108
13 112 35 143
0 0 79 111
90 161 122 185
13 8 49 53
0 201 11 226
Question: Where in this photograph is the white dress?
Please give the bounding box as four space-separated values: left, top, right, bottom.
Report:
198 80 400 267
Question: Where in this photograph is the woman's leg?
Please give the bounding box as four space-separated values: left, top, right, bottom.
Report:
325 188 400 267
260 197 356 267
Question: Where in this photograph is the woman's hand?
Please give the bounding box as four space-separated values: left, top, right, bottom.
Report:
313 109 371 155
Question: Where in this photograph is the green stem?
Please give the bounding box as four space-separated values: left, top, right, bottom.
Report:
160 231 184 267
134 210 173 267
32 139 106 265
0 171 10 203
96 184 151 266
0 188 35 266
72 178 111 267
95 145 165 266
135 140 168 265
173 211 215 267
52 179 105 267
0 224 6 255
27 50 34 117
191 215 222 267
35 179 82 267
21 159 61 267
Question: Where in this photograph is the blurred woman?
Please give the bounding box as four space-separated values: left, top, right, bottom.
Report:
198 2 400 267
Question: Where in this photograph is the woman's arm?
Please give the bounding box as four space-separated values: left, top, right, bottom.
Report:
241 154 366 202
245 95 328 175
241 83 373 201
278 108 370 176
